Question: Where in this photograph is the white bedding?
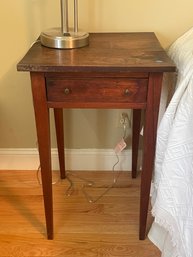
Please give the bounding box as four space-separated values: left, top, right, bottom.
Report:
148 27 193 257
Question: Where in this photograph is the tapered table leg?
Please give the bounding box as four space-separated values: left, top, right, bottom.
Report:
54 108 66 179
139 73 163 240
132 109 142 178
30 72 53 239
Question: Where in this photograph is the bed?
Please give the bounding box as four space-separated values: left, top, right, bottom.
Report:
148 27 193 257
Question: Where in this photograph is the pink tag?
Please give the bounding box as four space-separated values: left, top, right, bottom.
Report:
114 138 127 154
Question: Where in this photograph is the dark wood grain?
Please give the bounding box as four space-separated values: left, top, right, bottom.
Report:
46 78 148 104
30 72 53 239
17 33 176 240
140 72 163 239
54 108 65 179
132 109 142 178
17 33 175 73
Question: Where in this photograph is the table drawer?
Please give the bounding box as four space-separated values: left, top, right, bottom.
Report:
46 78 148 104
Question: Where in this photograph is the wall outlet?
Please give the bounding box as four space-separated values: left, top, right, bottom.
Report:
120 112 129 126
116 110 132 128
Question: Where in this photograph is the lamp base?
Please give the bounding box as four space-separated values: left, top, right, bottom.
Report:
40 27 89 49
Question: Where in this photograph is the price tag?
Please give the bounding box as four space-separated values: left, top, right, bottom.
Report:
114 138 127 154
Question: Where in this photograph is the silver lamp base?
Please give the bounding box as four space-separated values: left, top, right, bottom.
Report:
40 27 89 49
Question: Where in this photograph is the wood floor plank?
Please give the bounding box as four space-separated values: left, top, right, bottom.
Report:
0 170 160 257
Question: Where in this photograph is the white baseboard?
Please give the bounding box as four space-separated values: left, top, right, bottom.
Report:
0 148 132 171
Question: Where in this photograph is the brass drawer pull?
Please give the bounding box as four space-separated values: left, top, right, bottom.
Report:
64 88 70 95
125 89 130 95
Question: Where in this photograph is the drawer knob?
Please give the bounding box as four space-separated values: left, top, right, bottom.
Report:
125 89 130 95
64 88 70 95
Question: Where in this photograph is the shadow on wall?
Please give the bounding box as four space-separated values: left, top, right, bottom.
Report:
0 65 36 148
60 109 132 149
24 0 46 42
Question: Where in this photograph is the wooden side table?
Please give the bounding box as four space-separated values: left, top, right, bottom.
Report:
17 33 175 240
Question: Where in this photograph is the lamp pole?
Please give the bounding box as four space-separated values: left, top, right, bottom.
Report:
74 0 78 33
40 0 89 49
61 0 69 34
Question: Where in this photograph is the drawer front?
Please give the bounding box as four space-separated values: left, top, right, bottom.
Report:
46 78 148 104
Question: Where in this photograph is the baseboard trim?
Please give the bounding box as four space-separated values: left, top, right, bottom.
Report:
0 148 132 171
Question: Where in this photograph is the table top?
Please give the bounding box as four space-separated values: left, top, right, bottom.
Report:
17 32 176 73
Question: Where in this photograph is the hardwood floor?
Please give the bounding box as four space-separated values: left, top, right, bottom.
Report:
0 170 160 257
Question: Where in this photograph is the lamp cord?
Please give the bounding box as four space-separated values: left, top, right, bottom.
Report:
65 123 127 203
36 120 127 203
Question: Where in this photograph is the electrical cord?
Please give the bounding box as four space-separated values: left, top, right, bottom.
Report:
36 140 61 186
36 165 61 185
64 154 121 203
65 120 128 203
81 153 121 203
36 115 128 202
